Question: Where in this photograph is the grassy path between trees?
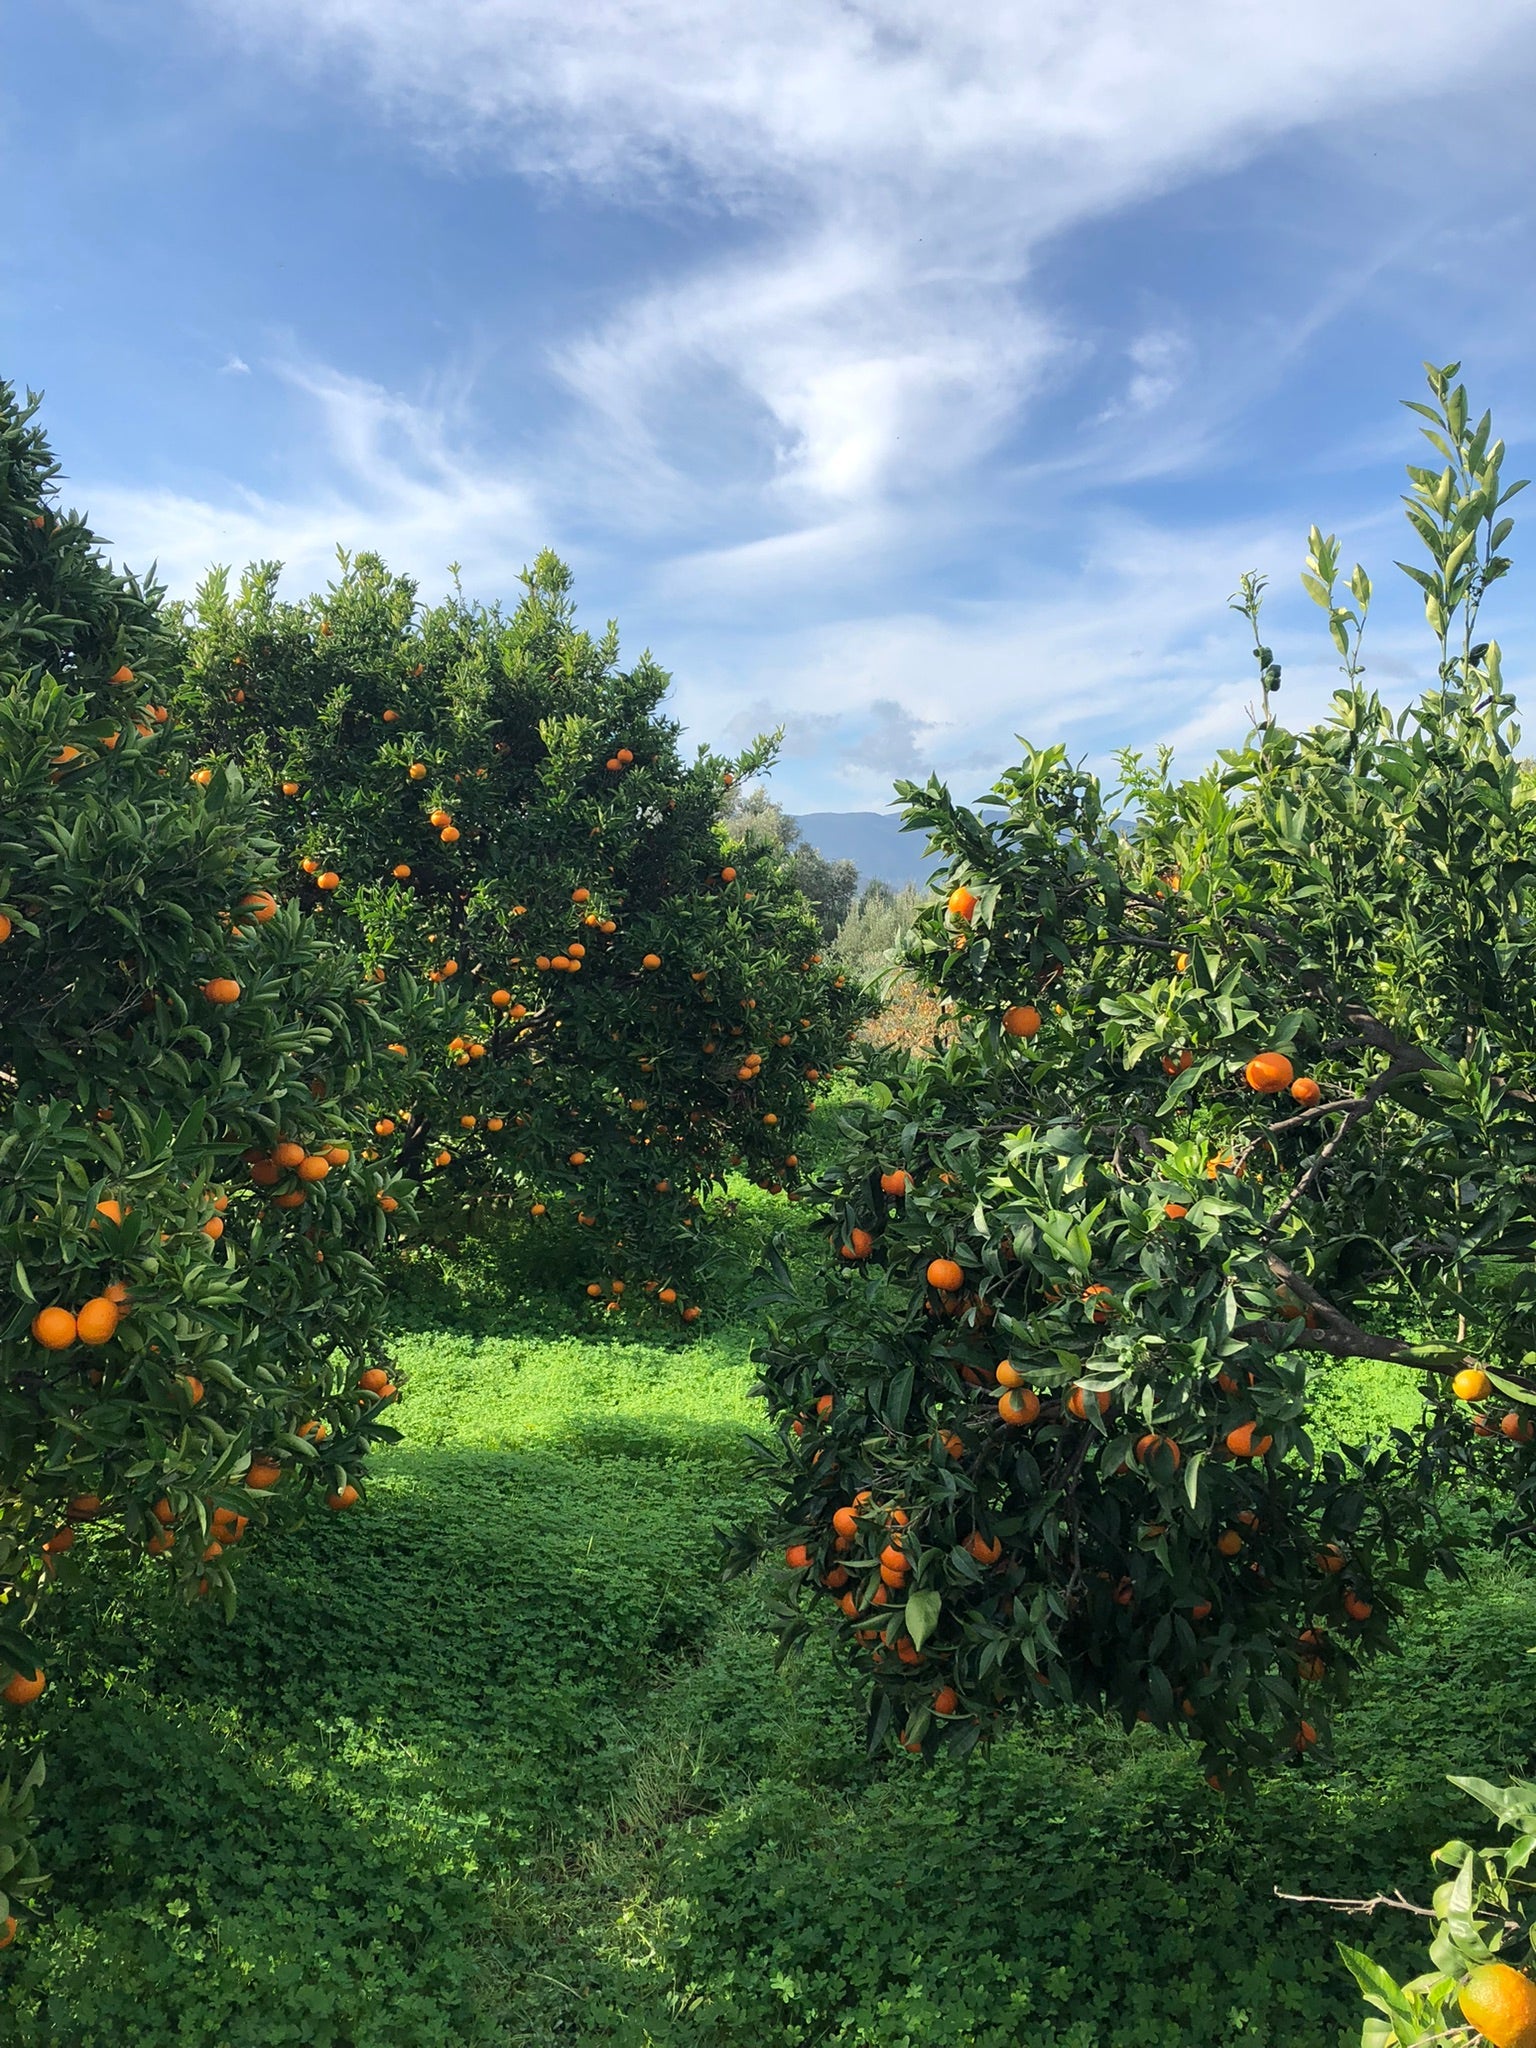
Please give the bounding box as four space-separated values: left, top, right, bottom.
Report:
7 1312 1536 2047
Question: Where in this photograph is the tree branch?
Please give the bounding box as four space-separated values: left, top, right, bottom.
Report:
1272 1886 1433 1918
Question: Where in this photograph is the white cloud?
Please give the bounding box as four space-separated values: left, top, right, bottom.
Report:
220 354 251 375
89 0 1536 805
88 357 543 600
184 0 1536 533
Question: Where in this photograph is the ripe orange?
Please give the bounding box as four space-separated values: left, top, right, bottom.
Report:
31 1306 77 1350
1292 1721 1318 1751
1225 1421 1273 1458
1135 1432 1181 1471
1163 1201 1188 1220
1501 1411 1535 1443
378 1193 399 1213
201 1215 224 1239
0 912 11 944
327 1486 360 1511
297 1154 330 1181
434 1150 452 1168
1343 1591 1373 1622
1217 1529 1244 1557
1459 1962 1536 2048
2 1669 46 1706
324 1145 350 1167
995 1359 1024 1389
1289 1075 1322 1107
408 762 427 780
239 890 278 922
190 766 213 787
1161 1049 1193 1076
1083 1283 1113 1323
273 1140 305 1168
784 1543 811 1570
245 1459 281 1490
926 1256 964 1293
440 825 461 844
642 952 661 970
947 885 978 922
1454 1368 1492 1401
1002 1004 1040 1039
681 1305 701 1323
359 1368 391 1394
1067 1385 1111 1420
281 780 301 796
998 1388 1040 1426
1244 1050 1294 1094
110 664 134 683
202 977 241 1004
841 1227 874 1260
317 870 341 891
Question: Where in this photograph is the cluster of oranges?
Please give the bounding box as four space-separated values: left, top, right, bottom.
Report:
244 1137 352 1211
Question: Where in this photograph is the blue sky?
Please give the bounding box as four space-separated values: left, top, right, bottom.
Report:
5 0 1536 810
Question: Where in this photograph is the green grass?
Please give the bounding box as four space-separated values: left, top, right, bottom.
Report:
5 1238 1536 2046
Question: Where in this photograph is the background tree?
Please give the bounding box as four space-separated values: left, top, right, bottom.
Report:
727 784 859 942
0 385 412 1936
178 551 865 1309
741 365 1535 1778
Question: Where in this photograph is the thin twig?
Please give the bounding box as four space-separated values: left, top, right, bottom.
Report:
1273 1886 1433 1917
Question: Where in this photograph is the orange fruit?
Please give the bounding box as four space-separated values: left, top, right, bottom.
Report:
359 1368 391 1394
1343 1591 1373 1622
201 1215 224 1239
947 885 978 922
327 1486 360 1512
1002 1004 1040 1039
1217 1529 1244 1557
1225 1421 1273 1458
1292 1720 1318 1751
1454 1368 1492 1401
682 1306 701 1323
245 1459 281 1490
1161 1049 1193 1076
841 1227 874 1260
274 1189 306 1209
1135 1432 1181 1471
1067 1385 1110 1420
642 952 661 970
239 890 278 922
1501 1411 1535 1443
1314 1544 1345 1573
1289 1075 1322 1107
190 766 213 787
1244 1050 1294 1094
273 1140 305 1169
201 977 241 1004
2 1669 46 1706
0 912 11 944
1163 1201 1188 1220
926 1257 964 1293
998 1388 1040 1426
378 1194 399 1214
323 1145 350 1167
440 825 460 844
784 1543 811 1570
297 1155 331 1181
995 1359 1024 1389
1083 1283 1113 1323
317 870 341 891
31 1306 77 1350
1459 1962 1536 2048
110 664 134 683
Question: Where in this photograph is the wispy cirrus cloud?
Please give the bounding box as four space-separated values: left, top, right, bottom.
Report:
66 0 1536 808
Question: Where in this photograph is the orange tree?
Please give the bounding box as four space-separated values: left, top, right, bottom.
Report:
0 384 417 1932
175 548 864 1310
741 364 1536 1778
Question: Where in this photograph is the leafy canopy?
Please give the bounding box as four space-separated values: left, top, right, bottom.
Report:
743 364 1535 1778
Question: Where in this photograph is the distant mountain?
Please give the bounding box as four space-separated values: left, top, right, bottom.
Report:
792 812 939 892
